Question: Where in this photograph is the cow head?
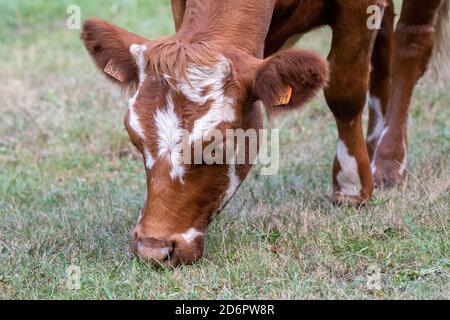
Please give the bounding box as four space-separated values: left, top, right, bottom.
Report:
81 19 328 266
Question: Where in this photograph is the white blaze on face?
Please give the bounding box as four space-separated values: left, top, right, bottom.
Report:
156 55 236 181
128 95 145 139
128 51 237 182
130 44 148 84
154 94 185 180
127 43 155 171
367 95 385 144
336 140 362 197
175 56 236 143
181 228 204 244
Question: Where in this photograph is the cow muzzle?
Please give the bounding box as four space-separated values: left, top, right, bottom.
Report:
131 230 205 267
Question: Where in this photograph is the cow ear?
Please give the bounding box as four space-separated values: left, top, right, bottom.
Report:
253 49 328 113
81 18 150 88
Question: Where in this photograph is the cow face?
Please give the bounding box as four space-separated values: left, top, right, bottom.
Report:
81 19 327 266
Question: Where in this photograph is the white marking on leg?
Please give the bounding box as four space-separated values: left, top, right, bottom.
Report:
154 94 185 180
398 139 407 176
371 126 389 174
336 140 362 197
398 155 407 176
181 228 203 244
367 95 385 144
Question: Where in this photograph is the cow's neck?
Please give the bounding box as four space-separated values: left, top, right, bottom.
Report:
177 0 276 58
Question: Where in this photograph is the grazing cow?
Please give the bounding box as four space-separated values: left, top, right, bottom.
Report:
81 0 449 266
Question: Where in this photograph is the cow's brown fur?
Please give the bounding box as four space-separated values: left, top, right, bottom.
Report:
145 37 221 82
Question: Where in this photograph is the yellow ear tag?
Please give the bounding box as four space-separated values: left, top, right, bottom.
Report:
104 59 126 82
275 85 292 106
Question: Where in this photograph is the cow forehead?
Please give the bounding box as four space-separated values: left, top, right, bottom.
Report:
127 43 238 180
130 42 236 122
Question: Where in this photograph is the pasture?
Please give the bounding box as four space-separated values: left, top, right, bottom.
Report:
0 0 449 299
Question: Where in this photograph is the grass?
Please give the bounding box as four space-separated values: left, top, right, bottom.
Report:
0 1 449 300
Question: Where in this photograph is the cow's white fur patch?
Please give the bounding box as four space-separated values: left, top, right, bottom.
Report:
144 148 155 170
177 57 230 105
181 228 203 244
336 140 362 197
189 97 236 144
128 51 236 181
371 127 389 174
130 44 148 84
367 95 385 144
398 139 408 176
128 98 145 139
154 94 185 180
175 57 236 143
127 44 156 170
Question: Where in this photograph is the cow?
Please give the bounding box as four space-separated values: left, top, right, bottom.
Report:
81 0 449 266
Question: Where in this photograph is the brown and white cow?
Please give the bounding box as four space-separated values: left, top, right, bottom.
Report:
81 0 449 266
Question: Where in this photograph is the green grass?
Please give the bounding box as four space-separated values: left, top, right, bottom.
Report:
0 1 449 300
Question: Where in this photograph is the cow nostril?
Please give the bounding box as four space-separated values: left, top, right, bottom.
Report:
133 237 174 264
163 241 176 263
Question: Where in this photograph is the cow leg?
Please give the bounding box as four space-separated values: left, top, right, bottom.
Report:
171 0 186 31
324 2 381 206
367 1 394 160
372 0 444 187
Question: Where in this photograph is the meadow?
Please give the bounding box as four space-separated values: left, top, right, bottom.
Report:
0 0 449 299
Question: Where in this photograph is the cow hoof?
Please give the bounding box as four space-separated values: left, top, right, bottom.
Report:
330 193 368 208
372 161 406 189
373 173 405 189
